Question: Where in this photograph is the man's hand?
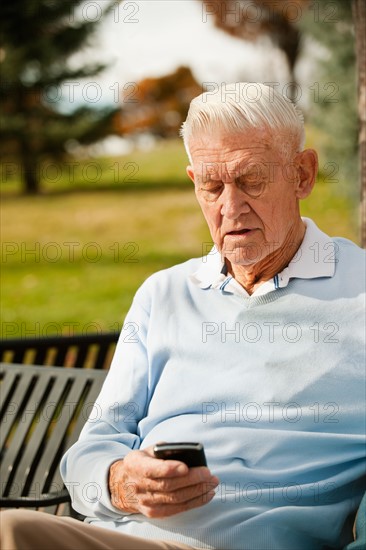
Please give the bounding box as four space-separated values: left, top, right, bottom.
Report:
108 444 219 518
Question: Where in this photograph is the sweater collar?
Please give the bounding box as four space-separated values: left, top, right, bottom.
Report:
190 217 336 294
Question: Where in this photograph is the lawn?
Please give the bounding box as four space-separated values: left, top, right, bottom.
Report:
1 138 360 339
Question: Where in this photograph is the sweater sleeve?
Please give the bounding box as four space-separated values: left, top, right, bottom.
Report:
60 285 151 519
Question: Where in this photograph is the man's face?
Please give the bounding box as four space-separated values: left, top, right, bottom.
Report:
186 129 312 268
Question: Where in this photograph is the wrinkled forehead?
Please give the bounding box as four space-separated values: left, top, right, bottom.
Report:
188 128 297 184
188 129 282 171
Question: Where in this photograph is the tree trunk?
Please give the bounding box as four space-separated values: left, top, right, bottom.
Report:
352 0 366 247
14 84 41 194
20 144 40 195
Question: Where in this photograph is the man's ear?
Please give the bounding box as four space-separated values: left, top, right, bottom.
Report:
186 166 195 184
295 149 318 199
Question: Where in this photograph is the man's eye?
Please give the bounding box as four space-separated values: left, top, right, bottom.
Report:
200 184 223 199
239 181 265 197
201 184 224 193
207 186 223 193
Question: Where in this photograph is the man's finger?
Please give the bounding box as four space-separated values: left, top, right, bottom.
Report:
143 467 218 492
124 448 189 480
139 490 216 519
139 480 218 506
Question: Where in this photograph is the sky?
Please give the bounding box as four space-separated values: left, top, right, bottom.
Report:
95 1 287 83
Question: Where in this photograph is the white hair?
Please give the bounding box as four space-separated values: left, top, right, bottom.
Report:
180 82 305 162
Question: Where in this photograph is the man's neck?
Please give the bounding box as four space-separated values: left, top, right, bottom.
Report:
227 221 306 295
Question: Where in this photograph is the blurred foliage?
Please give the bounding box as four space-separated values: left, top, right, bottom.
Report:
298 0 358 199
0 0 120 194
118 66 202 139
200 0 311 99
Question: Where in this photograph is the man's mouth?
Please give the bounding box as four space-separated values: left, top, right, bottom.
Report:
226 228 254 236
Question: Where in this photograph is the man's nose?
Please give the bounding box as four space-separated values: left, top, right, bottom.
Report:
220 184 250 219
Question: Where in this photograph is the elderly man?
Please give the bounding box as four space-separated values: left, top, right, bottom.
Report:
2 83 365 550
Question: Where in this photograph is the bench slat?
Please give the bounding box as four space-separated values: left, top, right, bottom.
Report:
0 364 107 514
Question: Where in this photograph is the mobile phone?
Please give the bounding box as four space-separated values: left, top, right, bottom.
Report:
153 442 207 467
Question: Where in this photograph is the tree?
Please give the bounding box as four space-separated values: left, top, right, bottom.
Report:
116 66 202 138
352 0 366 247
298 2 358 210
0 1 119 194
200 0 310 100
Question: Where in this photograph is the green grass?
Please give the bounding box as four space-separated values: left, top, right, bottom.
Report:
1 138 360 339
1 186 211 338
1 140 190 194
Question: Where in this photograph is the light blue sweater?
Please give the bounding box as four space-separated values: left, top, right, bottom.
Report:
61 220 366 550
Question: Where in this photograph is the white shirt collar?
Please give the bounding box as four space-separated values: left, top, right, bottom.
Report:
190 218 336 297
